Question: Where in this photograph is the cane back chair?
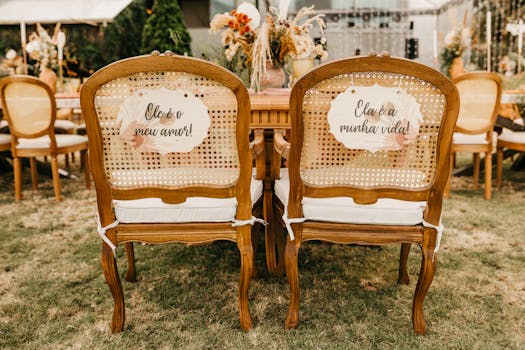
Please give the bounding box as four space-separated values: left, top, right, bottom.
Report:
496 130 525 189
272 53 459 334
445 71 502 200
0 75 90 201
80 52 265 333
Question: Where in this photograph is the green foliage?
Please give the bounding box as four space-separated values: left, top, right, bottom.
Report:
61 24 106 76
141 0 192 55
0 25 21 55
440 47 457 77
1 156 525 348
102 0 149 64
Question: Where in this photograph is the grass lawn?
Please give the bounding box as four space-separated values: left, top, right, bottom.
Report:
0 154 524 349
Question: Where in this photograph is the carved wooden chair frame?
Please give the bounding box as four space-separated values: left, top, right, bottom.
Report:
80 52 264 333
446 71 502 200
0 75 90 201
272 54 460 334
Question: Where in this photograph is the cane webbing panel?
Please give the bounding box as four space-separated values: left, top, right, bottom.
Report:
300 72 446 189
94 71 240 189
4 82 51 136
455 78 498 132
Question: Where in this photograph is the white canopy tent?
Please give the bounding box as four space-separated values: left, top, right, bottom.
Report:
0 0 132 25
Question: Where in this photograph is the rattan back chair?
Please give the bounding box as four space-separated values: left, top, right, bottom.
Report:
272 53 459 334
496 131 525 189
80 52 265 333
0 75 90 201
446 71 502 199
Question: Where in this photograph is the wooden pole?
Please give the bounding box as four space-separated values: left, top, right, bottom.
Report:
20 21 28 75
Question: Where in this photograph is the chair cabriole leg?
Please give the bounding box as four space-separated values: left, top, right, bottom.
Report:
101 242 125 333
124 243 136 282
50 156 61 202
285 233 301 329
484 152 492 200
412 228 437 334
29 157 38 190
264 189 278 274
238 225 253 331
397 243 411 285
13 157 22 200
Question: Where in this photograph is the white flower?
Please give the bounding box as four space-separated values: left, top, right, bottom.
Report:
237 2 260 29
444 31 455 46
278 0 290 21
25 40 41 54
5 49 17 60
209 13 230 33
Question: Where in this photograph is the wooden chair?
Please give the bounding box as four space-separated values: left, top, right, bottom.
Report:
0 75 90 201
496 131 525 189
80 52 265 333
445 72 502 200
272 53 459 334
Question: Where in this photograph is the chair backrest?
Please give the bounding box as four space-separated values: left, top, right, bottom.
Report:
80 53 252 218
0 75 56 139
453 71 502 135
287 54 459 220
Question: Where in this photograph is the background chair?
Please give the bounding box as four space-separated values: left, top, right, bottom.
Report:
496 130 525 189
273 53 459 334
80 52 265 333
445 71 502 200
0 75 90 201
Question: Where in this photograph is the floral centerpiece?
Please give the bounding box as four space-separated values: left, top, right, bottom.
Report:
25 23 60 75
209 3 260 69
209 2 327 91
0 49 25 77
440 24 469 78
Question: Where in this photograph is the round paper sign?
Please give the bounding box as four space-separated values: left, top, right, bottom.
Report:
327 84 423 153
116 88 210 154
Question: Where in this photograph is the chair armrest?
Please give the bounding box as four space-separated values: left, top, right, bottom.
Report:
272 129 290 180
250 129 266 180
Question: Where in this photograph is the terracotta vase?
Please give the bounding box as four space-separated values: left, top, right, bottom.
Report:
260 61 286 91
39 67 57 94
449 57 464 80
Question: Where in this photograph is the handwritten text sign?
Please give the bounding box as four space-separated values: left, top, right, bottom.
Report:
327 84 423 153
116 88 210 154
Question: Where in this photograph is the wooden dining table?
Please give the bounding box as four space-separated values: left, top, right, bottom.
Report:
55 89 292 129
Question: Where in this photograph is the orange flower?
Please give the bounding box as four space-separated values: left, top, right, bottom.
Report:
231 9 237 15
228 20 234 28
244 25 251 33
241 14 249 23
234 22 240 30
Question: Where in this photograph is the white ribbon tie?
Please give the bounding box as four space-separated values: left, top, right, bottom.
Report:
282 211 306 241
422 219 444 261
232 215 268 227
96 215 119 257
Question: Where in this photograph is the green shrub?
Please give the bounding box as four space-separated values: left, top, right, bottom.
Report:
141 0 192 55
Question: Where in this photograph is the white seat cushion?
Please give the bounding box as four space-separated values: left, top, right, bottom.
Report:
453 131 497 145
17 134 87 149
114 173 263 224
275 169 426 225
0 133 10 146
498 132 525 144
0 119 77 131
54 119 78 131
